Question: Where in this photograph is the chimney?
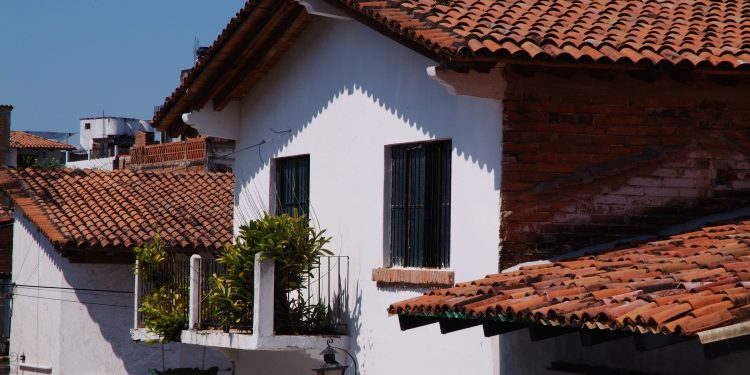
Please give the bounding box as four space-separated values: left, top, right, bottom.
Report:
0 105 12 167
134 131 155 148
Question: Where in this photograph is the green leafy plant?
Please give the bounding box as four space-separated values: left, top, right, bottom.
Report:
208 243 254 331
208 213 333 334
134 235 188 343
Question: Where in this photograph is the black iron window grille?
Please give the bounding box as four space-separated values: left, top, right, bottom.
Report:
389 140 451 268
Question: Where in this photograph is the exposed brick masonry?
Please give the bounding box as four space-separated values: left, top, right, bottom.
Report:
0 106 12 167
0 226 11 275
501 70 750 269
134 131 155 148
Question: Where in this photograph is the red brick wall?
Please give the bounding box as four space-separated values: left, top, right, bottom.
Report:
501 70 750 268
0 106 11 167
0 226 11 275
134 131 154 148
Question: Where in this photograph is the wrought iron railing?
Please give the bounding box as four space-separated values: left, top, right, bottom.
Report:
197 259 232 330
305 256 349 334
135 259 190 328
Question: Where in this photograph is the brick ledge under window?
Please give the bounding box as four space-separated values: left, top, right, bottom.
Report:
372 267 454 288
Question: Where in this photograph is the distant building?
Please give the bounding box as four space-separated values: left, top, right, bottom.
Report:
9 131 74 168
78 116 153 158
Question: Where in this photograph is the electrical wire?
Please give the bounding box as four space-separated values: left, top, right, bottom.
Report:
12 292 132 309
5 283 133 295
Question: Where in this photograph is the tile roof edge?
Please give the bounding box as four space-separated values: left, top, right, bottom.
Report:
548 207 750 262
0 168 69 248
152 0 259 134
698 320 750 344
502 208 750 273
10 131 76 150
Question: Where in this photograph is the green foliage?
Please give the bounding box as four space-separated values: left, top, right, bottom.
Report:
209 213 333 334
134 235 188 343
208 242 254 331
139 286 188 342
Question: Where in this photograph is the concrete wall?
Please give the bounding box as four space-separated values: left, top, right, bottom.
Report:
9 212 230 374
220 16 502 374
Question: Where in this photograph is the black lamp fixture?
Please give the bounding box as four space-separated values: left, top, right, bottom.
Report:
313 339 358 375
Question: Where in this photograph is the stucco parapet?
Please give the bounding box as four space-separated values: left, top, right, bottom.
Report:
180 330 347 351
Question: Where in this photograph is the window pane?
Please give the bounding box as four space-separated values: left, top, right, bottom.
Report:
389 140 451 268
275 155 310 217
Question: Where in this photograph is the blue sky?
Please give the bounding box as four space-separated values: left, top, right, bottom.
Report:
0 1 245 134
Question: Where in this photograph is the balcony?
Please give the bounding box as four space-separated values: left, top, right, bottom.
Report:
132 254 349 351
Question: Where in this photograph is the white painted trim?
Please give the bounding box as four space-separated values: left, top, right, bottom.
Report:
133 260 139 330
426 65 506 99
253 257 275 338
189 254 202 330
294 0 351 20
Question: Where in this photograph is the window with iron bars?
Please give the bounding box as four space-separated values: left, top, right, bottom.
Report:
389 140 451 268
275 154 310 217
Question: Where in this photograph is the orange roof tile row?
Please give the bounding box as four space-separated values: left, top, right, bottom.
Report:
10 131 75 150
341 0 750 69
0 168 233 251
389 218 750 337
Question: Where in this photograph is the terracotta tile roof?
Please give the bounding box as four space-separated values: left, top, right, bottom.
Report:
155 0 750 135
10 131 75 150
0 168 233 252
389 218 750 338
339 0 750 69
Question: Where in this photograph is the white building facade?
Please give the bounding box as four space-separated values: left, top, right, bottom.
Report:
181 13 505 375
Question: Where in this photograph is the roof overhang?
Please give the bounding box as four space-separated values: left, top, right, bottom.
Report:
154 0 311 136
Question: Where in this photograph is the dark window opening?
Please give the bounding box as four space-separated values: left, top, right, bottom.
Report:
390 140 451 268
84 123 91 130
275 155 310 217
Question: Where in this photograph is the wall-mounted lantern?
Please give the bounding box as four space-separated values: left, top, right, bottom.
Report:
312 339 357 375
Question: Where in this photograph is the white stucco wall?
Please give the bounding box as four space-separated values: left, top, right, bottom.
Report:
9 212 229 374
216 16 503 374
